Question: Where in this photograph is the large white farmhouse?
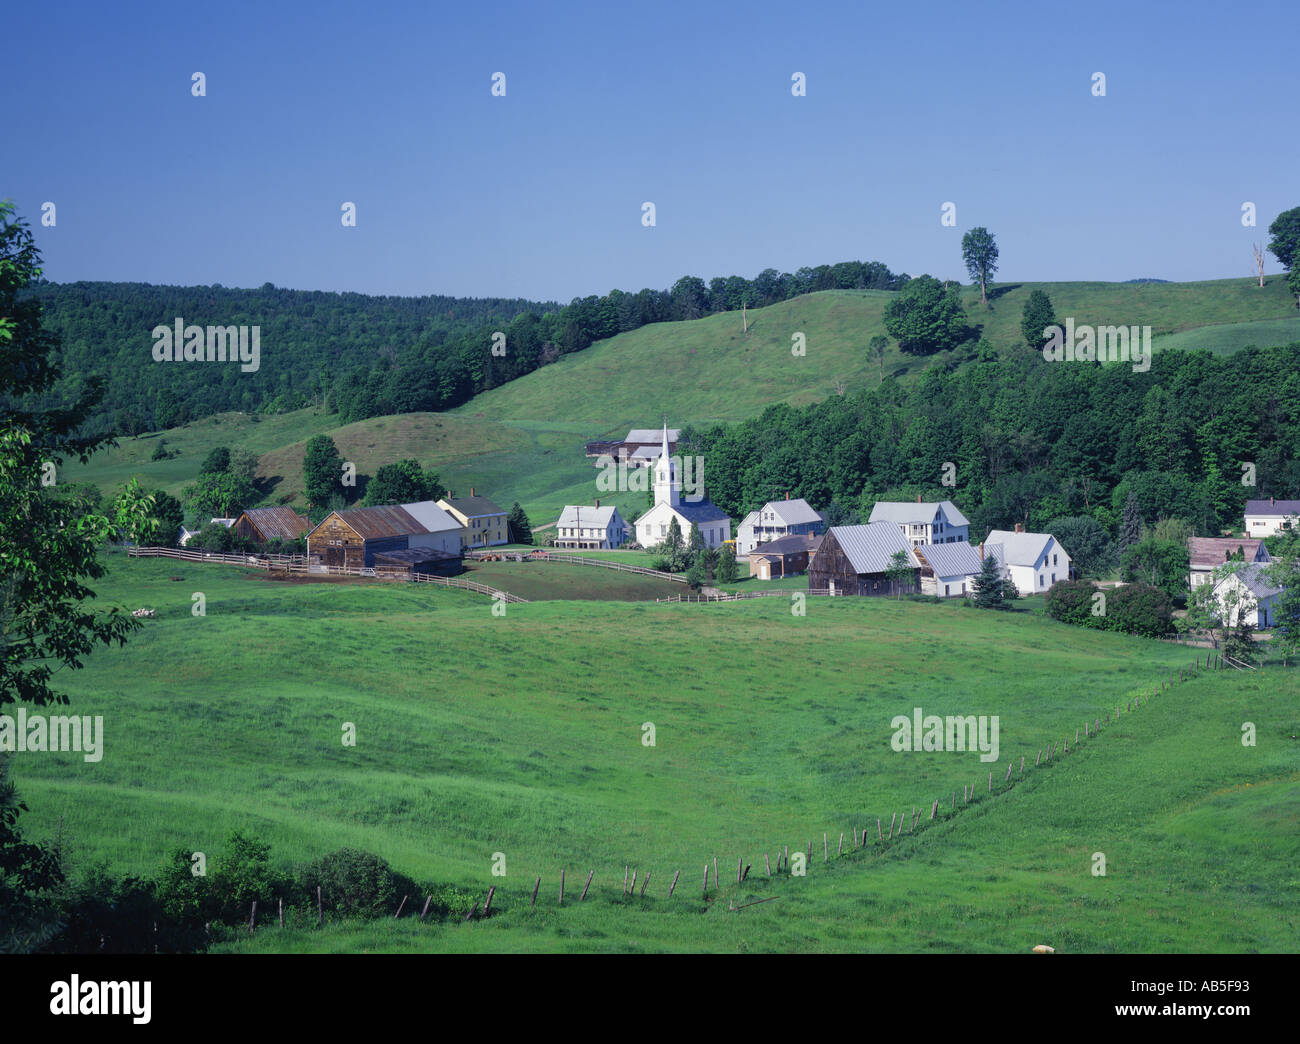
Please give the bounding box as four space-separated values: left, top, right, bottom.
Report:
1244 498 1300 538
633 426 731 549
983 527 1071 596
735 496 825 556
554 502 628 549
868 499 970 547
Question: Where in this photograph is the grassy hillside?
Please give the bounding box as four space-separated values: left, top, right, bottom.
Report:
457 278 1300 429
15 554 1297 952
61 279 1300 529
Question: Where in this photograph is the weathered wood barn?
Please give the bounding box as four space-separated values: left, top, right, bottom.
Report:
806 523 920 596
306 501 463 574
232 507 310 545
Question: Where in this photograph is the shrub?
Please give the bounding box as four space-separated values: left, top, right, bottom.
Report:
1103 582 1174 638
299 848 415 919
1045 579 1102 627
210 832 294 925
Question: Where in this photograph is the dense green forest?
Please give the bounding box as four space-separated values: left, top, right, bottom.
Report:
682 341 1300 539
24 261 908 433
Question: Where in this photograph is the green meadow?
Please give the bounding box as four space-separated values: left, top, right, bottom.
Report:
12 554 1297 952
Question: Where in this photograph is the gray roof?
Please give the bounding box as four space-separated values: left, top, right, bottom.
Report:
826 523 920 575
673 500 731 524
1216 563 1283 599
761 498 822 526
439 494 505 518
372 547 462 564
868 500 970 528
556 505 622 528
984 530 1055 567
1244 499 1300 516
915 541 983 577
750 533 821 557
402 501 463 533
626 428 680 444
983 543 1005 568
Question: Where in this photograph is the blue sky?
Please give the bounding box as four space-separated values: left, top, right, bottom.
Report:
7 0 1298 301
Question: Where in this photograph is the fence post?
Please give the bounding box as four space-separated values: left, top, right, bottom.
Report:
669 869 680 897
531 877 540 907
580 870 594 902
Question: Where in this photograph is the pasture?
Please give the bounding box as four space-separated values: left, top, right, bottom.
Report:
12 553 1296 952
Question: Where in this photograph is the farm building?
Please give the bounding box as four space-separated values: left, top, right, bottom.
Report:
806 523 920 596
634 425 731 549
585 427 680 468
913 540 983 598
868 498 970 547
1244 497 1300 537
371 547 464 578
1188 537 1270 588
735 496 826 556
232 507 310 545
554 502 628 549
306 501 463 571
1211 564 1282 628
437 489 508 548
983 527 1071 595
748 533 819 579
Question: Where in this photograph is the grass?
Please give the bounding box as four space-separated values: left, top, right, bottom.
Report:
14 552 1297 952
462 560 683 601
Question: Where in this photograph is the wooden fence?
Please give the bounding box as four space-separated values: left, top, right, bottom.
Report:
466 549 690 584
235 651 1214 933
127 546 528 603
656 588 840 603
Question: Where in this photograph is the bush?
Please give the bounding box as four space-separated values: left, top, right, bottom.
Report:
1045 579 1102 627
1103 582 1174 638
210 832 295 925
299 848 416 919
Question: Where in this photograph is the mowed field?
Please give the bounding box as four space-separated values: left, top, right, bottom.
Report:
13 554 1298 952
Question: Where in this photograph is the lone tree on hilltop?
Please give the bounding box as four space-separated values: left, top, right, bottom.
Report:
961 227 999 306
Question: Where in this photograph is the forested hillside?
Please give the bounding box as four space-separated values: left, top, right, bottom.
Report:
24 261 907 434
684 342 1300 538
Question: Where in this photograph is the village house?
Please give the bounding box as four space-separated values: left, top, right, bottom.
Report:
554 501 628 549
1211 564 1282 628
232 506 310 546
806 523 920 596
868 498 970 547
634 426 731 549
735 496 826 556
1243 497 1300 538
912 541 983 598
306 501 464 575
982 526 1071 595
1187 537 1270 589
748 533 820 580
585 427 681 469
436 488 509 548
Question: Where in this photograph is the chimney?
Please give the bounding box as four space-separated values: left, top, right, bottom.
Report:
1014 523 1024 534
594 498 600 509
1271 496 1275 506
470 486 476 498
979 541 984 560
785 491 790 500
916 494 922 503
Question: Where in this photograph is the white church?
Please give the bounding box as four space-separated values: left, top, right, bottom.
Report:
633 426 732 549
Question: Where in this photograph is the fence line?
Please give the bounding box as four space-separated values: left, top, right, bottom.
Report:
127 546 528 603
465 550 691 584
657 588 840 603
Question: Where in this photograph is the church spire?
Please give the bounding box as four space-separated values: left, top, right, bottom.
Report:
654 421 680 507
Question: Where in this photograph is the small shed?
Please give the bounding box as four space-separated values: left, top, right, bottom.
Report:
748 533 820 579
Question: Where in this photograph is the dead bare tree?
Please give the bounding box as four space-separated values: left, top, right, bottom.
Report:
1252 243 1267 287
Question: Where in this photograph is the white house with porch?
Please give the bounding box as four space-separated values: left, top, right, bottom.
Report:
1244 498 1300 537
633 426 731 549
1211 564 1282 628
554 503 628 549
868 499 970 547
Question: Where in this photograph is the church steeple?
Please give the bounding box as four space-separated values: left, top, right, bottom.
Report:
653 422 680 507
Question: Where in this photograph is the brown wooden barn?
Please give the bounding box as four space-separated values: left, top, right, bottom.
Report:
233 507 310 545
806 523 920 596
306 502 463 572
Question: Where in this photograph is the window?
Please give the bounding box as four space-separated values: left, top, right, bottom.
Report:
1039 575 1045 587
944 584 950 596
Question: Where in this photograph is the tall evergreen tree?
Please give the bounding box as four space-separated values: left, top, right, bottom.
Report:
1020 290 1058 350
507 502 533 544
1120 493 1142 553
971 554 1006 608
